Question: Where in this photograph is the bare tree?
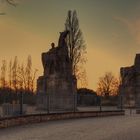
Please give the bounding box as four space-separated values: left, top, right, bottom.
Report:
19 63 26 89
65 10 87 87
25 55 32 91
17 56 38 92
8 60 12 89
30 68 38 92
0 55 37 105
0 60 7 88
12 56 18 91
97 72 120 97
76 66 88 88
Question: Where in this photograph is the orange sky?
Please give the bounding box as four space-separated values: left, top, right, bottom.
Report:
0 0 140 90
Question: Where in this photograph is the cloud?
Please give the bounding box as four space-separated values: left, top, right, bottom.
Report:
114 16 140 45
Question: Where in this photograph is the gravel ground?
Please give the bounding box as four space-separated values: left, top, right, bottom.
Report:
0 112 140 140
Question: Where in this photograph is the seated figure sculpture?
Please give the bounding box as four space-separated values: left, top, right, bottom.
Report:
37 30 77 112
42 30 71 76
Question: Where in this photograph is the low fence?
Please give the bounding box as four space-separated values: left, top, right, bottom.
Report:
136 109 140 114
0 110 124 128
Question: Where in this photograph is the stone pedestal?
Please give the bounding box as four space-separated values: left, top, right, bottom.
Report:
37 75 77 112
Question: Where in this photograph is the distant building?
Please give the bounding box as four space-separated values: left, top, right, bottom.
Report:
119 54 140 107
77 88 97 106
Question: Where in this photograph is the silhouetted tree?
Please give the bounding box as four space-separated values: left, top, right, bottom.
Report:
25 55 37 92
25 55 32 91
76 66 88 88
65 10 87 87
30 68 38 92
12 56 18 91
19 63 26 89
97 72 120 97
8 60 12 89
0 55 37 104
0 60 7 88
77 88 97 95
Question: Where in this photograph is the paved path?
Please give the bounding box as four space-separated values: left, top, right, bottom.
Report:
0 113 140 140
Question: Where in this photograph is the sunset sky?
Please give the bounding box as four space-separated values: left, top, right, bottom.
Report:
0 0 140 90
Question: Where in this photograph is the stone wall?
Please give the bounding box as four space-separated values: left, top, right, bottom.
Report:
0 111 124 128
119 54 140 107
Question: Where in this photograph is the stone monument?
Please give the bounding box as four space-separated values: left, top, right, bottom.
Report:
119 54 140 107
37 30 77 112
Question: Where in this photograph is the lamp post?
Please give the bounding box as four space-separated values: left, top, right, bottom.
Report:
129 94 132 115
19 88 23 115
74 92 77 113
18 76 24 116
120 95 123 111
47 92 50 114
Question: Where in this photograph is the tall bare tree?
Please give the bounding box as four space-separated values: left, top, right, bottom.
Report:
0 60 7 88
17 56 37 92
30 68 38 92
97 72 120 97
12 56 18 91
25 55 32 91
8 60 12 89
76 66 88 88
19 63 26 89
65 10 87 87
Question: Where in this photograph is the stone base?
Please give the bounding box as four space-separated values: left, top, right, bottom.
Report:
37 75 77 112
